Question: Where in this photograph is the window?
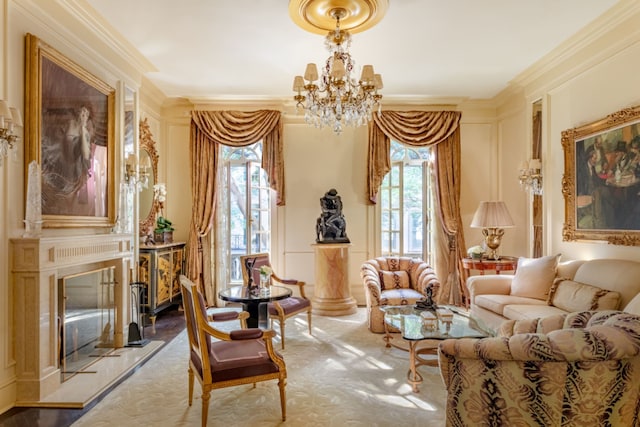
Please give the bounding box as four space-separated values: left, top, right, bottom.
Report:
220 142 272 284
379 141 434 264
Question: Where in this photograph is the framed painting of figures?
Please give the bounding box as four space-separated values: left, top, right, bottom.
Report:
562 105 640 246
25 33 115 228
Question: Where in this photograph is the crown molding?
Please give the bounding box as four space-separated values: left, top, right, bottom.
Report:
507 0 640 94
59 0 157 78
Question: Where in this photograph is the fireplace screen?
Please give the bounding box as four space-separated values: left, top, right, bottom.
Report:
59 266 116 381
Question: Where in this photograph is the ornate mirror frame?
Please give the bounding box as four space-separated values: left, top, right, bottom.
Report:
139 118 160 234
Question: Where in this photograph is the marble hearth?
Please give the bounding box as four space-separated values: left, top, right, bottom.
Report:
10 234 133 404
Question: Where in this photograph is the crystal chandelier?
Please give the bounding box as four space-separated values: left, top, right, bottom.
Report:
292 8 383 135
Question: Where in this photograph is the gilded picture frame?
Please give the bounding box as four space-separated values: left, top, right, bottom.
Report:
25 33 116 228
561 105 640 245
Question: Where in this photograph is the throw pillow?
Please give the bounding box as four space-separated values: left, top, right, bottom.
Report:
510 254 560 300
550 279 621 312
379 270 410 290
623 293 640 315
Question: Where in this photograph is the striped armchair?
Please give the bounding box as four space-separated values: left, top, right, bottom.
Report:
438 310 640 427
360 256 440 333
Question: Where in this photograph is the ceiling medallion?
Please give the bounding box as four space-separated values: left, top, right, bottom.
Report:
288 0 389 35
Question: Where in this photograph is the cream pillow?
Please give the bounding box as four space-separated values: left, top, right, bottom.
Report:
379 270 410 290
550 279 621 312
510 254 560 300
624 293 640 315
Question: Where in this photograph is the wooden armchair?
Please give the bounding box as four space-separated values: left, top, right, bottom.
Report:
240 253 312 349
180 275 287 426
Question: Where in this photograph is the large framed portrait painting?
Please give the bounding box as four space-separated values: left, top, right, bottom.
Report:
562 105 640 246
25 33 115 228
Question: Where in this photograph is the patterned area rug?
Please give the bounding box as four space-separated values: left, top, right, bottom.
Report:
71 308 447 427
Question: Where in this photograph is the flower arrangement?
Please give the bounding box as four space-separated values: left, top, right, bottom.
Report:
467 245 485 259
154 183 167 216
259 265 273 276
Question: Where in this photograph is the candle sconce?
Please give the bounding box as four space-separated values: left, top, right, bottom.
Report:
0 100 23 167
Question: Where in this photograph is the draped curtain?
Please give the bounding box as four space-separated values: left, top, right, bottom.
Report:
187 110 284 304
367 111 468 306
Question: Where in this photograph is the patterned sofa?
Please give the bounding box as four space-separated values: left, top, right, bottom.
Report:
438 310 640 427
360 256 440 333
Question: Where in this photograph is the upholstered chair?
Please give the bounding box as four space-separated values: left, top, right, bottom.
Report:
438 310 640 427
180 275 287 426
360 256 440 333
240 253 312 349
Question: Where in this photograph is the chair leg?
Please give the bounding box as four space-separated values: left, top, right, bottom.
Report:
188 367 194 406
279 317 286 350
201 390 211 427
278 377 287 421
307 309 312 335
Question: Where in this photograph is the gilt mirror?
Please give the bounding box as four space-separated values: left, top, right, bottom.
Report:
139 118 160 235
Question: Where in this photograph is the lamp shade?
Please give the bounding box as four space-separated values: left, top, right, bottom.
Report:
360 65 374 83
470 201 515 228
9 107 23 127
0 100 10 120
293 75 305 91
304 63 318 82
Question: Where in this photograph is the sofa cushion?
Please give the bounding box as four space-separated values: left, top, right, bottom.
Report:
379 270 410 290
510 254 560 300
475 294 546 316
502 304 567 321
624 293 640 315
549 279 621 313
379 288 424 306
572 259 640 308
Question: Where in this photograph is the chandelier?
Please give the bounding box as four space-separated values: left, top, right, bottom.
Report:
292 7 383 134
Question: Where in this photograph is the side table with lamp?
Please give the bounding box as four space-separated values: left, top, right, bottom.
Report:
465 200 518 275
470 200 515 260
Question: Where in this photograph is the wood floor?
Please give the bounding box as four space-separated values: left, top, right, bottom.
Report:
0 306 186 427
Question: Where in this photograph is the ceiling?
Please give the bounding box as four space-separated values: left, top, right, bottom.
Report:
84 0 620 102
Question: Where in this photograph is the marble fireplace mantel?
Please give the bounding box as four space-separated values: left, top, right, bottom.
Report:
10 233 133 403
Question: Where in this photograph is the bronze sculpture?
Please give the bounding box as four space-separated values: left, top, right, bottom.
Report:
316 188 350 243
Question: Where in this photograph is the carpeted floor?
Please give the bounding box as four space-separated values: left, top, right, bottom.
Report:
71 308 448 427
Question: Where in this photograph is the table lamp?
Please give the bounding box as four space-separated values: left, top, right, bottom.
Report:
470 201 515 260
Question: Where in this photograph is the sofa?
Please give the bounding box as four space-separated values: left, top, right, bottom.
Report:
361 256 440 333
468 256 640 332
438 310 640 426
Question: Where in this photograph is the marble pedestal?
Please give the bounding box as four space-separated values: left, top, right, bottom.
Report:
312 243 357 316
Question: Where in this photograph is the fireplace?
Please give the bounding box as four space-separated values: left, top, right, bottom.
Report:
11 234 133 403
59 266 117 382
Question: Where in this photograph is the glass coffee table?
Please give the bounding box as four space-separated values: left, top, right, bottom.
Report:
381 305 493 392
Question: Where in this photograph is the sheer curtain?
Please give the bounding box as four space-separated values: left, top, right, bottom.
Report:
187 110 283 304
367 111 467 305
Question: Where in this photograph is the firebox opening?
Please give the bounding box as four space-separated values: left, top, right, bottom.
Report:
58 266 117 382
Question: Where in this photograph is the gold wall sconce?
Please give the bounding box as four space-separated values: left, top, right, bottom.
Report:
0 100 23 166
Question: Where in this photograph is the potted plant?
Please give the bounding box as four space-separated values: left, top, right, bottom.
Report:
154 216 174 244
